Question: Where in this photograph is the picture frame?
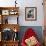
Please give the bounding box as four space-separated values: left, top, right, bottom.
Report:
25 7 37 21
2 10 9 15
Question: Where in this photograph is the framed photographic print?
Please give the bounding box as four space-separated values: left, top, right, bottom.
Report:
25 7 37 21
2 10 9 15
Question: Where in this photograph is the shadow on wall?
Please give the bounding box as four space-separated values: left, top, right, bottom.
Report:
18 26 44 45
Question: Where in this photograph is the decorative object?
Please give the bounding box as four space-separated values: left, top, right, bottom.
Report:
5 18 8 24
2 10 9 15
2 28 13 41
14 28 17 32
25 7 37 21
13 32 18 41
2 16 8 24
9 10 15 15
15 0 17 7
9 10 18 15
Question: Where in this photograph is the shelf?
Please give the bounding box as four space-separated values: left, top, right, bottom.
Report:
2 40 19 43
0 7 19 16
0 7 19 9
0 7 20 46
0 24 20 32
1 40 19 46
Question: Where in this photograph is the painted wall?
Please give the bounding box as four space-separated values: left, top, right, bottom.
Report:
0 0 44 26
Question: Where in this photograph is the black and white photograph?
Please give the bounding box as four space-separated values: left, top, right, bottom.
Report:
25 7 37 21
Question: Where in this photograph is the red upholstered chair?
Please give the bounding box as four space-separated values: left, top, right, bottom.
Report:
21 28 41 46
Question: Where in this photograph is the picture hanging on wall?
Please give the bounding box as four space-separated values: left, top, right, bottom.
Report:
25 7 37 21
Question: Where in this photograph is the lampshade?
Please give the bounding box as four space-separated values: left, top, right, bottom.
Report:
13 28 17 32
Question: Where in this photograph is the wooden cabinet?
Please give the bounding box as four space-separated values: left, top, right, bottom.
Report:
2 41 19 46
0 7 19 24
0 7 19 46
0 41 19 46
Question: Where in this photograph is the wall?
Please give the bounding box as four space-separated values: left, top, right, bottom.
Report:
18 0 44 26
0 0 44 26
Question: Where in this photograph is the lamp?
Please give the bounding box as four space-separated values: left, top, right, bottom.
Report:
13 28 19 41
14 28 17 32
